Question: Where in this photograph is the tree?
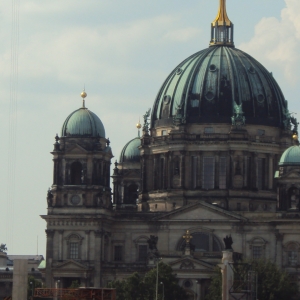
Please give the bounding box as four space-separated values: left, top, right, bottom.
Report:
28 275 42 300
108 262 189 300
69 280 80 289
205 259 299 300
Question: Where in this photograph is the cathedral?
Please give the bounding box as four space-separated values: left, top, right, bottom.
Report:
41 1 300 299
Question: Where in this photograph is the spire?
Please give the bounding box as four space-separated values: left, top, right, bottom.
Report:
210 0 234 47
136 118 141 137
81 89 87 108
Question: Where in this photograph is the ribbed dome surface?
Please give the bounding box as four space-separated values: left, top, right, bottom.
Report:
61 107 105 138
279 146 300 166
151 46 287 128
119 137 141 163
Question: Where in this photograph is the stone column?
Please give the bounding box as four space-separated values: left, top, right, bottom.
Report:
275 232 284 267
94 230 102 288
268 154 274 190
215 153 220 189
12 260 28 300
167 152 172 189
141 155 148 193
85 231 90 261
254 152 258 189
45 229 54 287
58 230 64 260
180 151 185 188
198 152 202 188
218 250 234 300
153 155 157 190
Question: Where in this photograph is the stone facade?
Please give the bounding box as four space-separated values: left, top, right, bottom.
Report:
41 2 300 299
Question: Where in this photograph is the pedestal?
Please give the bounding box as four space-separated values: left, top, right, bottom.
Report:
218 250 234 300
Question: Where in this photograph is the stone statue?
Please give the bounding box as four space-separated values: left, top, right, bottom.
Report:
223 235 233 250
291 115 299 133
47 188 53 207
147 235 158 251
173 103 185 126
231 101 245 127
0 244 7 254
143 109 151 132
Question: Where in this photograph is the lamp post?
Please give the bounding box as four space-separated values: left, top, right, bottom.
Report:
160 282 164 300
155 257 162 300
30 281 33 299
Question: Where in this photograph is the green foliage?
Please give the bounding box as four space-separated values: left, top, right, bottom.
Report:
251 259 298 300
69 280 80 289
108 262 189 300
205 267 222 300
205 259 299 300
27 275 42 300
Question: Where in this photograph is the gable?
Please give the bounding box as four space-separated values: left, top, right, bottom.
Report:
157 202 247 221
65 144 88 154
169 257 215 271
55 260 87 270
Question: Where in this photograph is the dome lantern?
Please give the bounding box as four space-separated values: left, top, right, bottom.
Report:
210 0 234 47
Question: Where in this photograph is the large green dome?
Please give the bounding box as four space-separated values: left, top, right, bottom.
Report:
119 137 141 163
151 46 287 128
61 107 105 138
279 146 300 166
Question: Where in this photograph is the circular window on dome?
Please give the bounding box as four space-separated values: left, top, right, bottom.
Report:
209 64 217 72
163 95 171 105
257 94 265 103
176 68 183 75
71 195 81 205
248 66 256 74
205 91 215 101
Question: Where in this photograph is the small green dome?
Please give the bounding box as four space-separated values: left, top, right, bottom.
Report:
279 146 300 166
61 107 105 138
119 137 141 163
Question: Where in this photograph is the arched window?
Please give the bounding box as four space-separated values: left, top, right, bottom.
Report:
248 237 267 259
124 184 139 205
177 232 222 253
65 234 83 260
284 242 300 267
288 187 300 210
71 162 82 185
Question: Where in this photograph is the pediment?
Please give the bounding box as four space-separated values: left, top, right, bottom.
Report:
54 260 87 270
282 171 300 179
65 144 88 154
169 257 215 271
155 202 247 221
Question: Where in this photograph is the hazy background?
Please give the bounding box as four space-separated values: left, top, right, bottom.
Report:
0 0 298 256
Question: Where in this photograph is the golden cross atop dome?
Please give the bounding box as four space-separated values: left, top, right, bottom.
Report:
183 230 193 244
212 0 232 26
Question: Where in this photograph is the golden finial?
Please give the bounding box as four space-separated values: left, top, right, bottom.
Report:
212 0 232 27
81 89 87 108
137 118 142 137
293 133 298 141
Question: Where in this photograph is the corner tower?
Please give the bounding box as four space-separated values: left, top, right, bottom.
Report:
42 91 113 288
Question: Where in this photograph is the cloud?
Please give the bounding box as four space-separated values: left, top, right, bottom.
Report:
239 0 300 85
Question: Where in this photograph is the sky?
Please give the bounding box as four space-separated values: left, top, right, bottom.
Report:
0 0 299 256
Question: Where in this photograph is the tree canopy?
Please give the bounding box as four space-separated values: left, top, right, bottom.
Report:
205 259 299 300
108 262 189 300
28 275 42 300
